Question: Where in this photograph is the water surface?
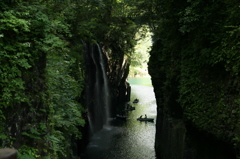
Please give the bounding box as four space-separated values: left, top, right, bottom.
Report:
128 77 152 87
81 77 156 159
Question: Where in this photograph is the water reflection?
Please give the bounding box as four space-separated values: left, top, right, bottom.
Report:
81 83 157 159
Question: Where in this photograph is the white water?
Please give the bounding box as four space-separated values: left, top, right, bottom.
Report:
88 44 110 133
97 44 110 126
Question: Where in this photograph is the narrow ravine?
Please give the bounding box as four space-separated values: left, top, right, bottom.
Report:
80 77 157 159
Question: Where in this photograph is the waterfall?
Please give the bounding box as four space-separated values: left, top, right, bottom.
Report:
86 43 110 133
97 44 110 126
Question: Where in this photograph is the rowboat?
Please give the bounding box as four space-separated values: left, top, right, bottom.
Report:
133 98 139 103
116 114 127 120
137 118 154 122
124 106 135 111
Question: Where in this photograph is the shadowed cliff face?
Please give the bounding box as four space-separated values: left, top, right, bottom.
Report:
102 45 131 112
148 39 236 159
107 56 131 104
148 39 186 159
83 43 130 133
83 43 110 133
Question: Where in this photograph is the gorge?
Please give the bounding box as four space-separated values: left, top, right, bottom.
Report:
1 1 240 159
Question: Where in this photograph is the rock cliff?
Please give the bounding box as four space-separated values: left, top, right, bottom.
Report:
149 40 237 159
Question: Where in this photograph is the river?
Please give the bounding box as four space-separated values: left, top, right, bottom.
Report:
80 77 157 159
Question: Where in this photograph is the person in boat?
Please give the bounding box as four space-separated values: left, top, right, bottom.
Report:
139 115 143 119
145 114 147 118
133 98 139 103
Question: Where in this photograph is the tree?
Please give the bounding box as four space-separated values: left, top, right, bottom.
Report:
1 1 86 158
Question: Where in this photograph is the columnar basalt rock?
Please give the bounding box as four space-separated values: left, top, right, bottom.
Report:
149 40 237 159
83 43 131 133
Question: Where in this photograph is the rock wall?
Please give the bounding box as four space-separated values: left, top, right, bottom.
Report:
82 42 130 130
107 56 131 104
155 115 186 159
149 40 237 159
78 42 131 154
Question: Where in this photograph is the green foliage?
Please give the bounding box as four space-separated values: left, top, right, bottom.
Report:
129 26 152 77
1 1 85 158
46 49 85 158
0 0 143 158
0 8 31 110
18 145 40 159
147 0 240 152
177 1 240 144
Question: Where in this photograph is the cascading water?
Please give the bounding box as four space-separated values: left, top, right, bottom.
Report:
86 43 110 133
96 44 110 125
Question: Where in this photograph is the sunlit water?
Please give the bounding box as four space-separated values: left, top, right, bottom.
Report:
81 77 157 159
